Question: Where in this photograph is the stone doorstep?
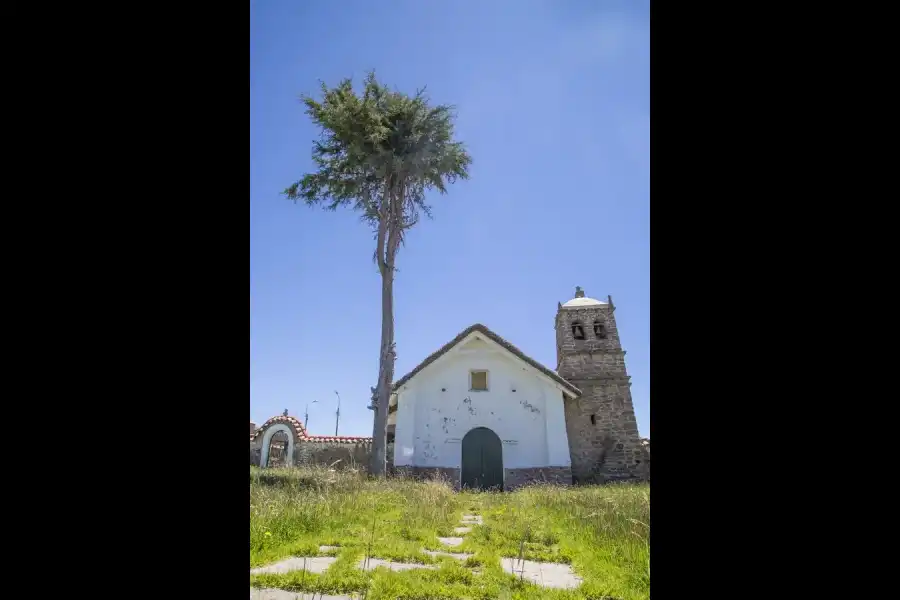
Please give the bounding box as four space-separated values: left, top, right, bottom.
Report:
437 536 465 547
250 556 338 575
251 589 360 600
357 557 436 572
500 558 583 590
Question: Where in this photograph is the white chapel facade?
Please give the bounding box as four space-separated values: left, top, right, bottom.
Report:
387 287 645 489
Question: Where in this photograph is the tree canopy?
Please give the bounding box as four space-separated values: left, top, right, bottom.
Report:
285 72 471 273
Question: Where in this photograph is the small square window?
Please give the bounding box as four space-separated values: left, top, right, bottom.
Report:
470 370 489 391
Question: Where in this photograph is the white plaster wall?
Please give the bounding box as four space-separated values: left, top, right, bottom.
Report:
394 386 416 465
544 392 571 466
392 339 571 470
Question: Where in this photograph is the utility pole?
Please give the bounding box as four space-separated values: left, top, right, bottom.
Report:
305 399 318 433
334 390 342 436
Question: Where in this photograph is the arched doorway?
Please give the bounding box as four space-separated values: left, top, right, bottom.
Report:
259 423 296 468
267 430 289 467
461 427 503 491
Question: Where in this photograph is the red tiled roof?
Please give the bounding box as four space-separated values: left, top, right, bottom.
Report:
250 414 307 442
306 436 372 444
250 414 372 444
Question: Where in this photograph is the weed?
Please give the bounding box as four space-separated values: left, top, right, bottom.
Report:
250 466 649 599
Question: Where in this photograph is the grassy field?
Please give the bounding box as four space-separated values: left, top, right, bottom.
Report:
250 466 649 600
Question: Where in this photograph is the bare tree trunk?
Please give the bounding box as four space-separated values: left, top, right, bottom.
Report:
370 175 401 477
369 267 395 477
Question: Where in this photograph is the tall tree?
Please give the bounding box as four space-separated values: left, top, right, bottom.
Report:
285 73 471 476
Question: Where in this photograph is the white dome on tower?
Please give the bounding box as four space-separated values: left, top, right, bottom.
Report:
561 286 609 308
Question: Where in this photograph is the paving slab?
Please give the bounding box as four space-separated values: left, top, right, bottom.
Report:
250 589 359 600
500 558 583 590
453 526 472 534
423 549 472 561
461 515 483 525
437 536 465 547
250 556 338 575
357 557 436 572
318 545 340 553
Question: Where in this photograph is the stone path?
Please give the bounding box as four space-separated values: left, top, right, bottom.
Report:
250 590 360 600
250 556 338 575
251 511 582 595
358 557 435 572
443 515 477 541
436 536 465 547
423 549 472 561
500 557 583 590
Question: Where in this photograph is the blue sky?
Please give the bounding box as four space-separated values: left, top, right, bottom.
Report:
250 0 649 438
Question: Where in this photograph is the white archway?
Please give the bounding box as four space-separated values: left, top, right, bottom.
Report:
259 424 296 468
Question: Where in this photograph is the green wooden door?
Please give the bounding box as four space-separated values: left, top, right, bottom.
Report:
461 427 503 491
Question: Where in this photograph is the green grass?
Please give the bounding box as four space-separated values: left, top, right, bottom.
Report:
250 466 649 600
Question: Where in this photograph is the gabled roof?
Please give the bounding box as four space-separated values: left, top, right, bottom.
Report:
392 323 581 398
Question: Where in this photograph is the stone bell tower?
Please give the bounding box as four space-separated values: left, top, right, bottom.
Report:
555 287 643 483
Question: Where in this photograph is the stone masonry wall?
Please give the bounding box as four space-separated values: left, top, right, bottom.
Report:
249 423 372 470
556 300 645 483
250 434 264 466
294 441 372 469
504 467 572 490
